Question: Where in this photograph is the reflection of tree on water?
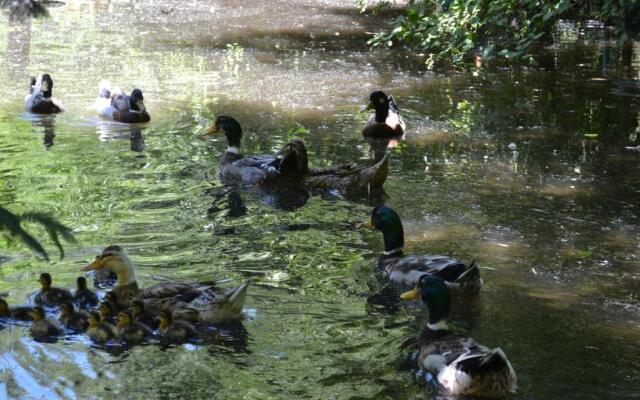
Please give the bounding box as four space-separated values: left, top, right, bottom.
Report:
6 2 34 79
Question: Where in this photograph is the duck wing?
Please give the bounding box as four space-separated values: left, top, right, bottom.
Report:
306 152 389 194
140 282 209 302
386 255 481 292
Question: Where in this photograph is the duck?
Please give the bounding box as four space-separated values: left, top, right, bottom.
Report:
206 116 390 195
29 306 63 339
116 310 153 344
24 74 64 114
99 300 117 325
58 302 90 332
130 299 158 329
93 81 150 123
34 272 73 307
73 276 98 309
401 275 517 397
81 245 251 323
86 311 116 344
104 291 128 312
157 309 199 344
370 206 481 294
0 296 33 321
362 91 405 138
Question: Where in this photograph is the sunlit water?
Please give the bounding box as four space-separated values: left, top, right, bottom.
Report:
0 1 639 399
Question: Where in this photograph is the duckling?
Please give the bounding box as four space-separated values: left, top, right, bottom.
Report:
116 310 153 344
59 302 90 332
104 291 128 312
207 117 389 195
86 311 116 344
370 206 481 294
94 81 150 123
82 246 251 323
157 309 199 344
73 276 98 309
362 90 405 138
401 275 517 397
35 272 73 307
99 301 117 325
29 306 62 339
0 297 32 321
130 299 157 329
24 74 64 114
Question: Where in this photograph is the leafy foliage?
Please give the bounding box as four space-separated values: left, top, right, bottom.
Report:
0 205 75 260
363 0 640 68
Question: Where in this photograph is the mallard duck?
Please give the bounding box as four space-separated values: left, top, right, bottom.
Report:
73 276 98 309
206 116 389 195
86 311 116 344
116 310 153 344
157 309 199 344
82 245 251 323
370 206 481 294
99 300 117 325
401 275 517 397
35 272 73 307
29 306 62 338
24 74 64 114
130 299 158 329
362 91 405 138
59 302 90 332
0 297 33 321
93 81 150 123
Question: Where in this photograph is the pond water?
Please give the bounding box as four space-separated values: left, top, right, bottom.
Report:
1 0 640 399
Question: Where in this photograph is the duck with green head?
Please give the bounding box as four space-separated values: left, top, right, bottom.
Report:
401 275 517 398
370 206 481 294
206 116 389 195
362 91 405 138
94 81 150 123
25 74 64 114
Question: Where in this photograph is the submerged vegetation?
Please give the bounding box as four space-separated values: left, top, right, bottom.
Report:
362 0 640 67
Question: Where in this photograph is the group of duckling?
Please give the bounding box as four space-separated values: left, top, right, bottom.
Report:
19 73 517 398
2 246 251 346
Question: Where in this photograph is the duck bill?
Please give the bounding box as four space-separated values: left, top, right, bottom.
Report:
365 101 374 111
362 220 374 229
203 125 219 136
400 287 419 300
81 258 102 272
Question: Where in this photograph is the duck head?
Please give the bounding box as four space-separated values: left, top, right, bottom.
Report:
30 306 45 322
367 91 390 123
38 272 52 290
60 302 74 317
87 311 101 328
280 139 310 175
371 206 404 255
0 298 8 317
401 275 451 329
129 89 145 112
205 116 243 151
41 74 54 98
82 245 136 286
116 310 133 329
76 276 88 291
99 301 115 319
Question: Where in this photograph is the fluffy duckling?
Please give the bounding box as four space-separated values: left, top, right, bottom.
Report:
104 291 128 312
99 301 117 325
86 311 116 344
35 272 73 307
73 277 98 309
94 81 150 123
59 302 90 332
130 299 157 329
116 310 153 344
370 206 481 294
362 90 405 138
0 297 33 321
29 306 62 339
25 74 64 114
157 309 199 344
401 275 517 397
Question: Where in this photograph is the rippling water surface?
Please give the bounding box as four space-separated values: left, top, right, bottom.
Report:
1 1 640 399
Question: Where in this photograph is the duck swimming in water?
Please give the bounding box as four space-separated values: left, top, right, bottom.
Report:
93 81 150 123
35 272 73 307
206 116 389 195
370 206 481 294
401 275 517 398
82 245 251 323
73 276 98 309
25 74 64 114
29 306 62 339
362 91 405 138
0 296 33 321
86 311 116 344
